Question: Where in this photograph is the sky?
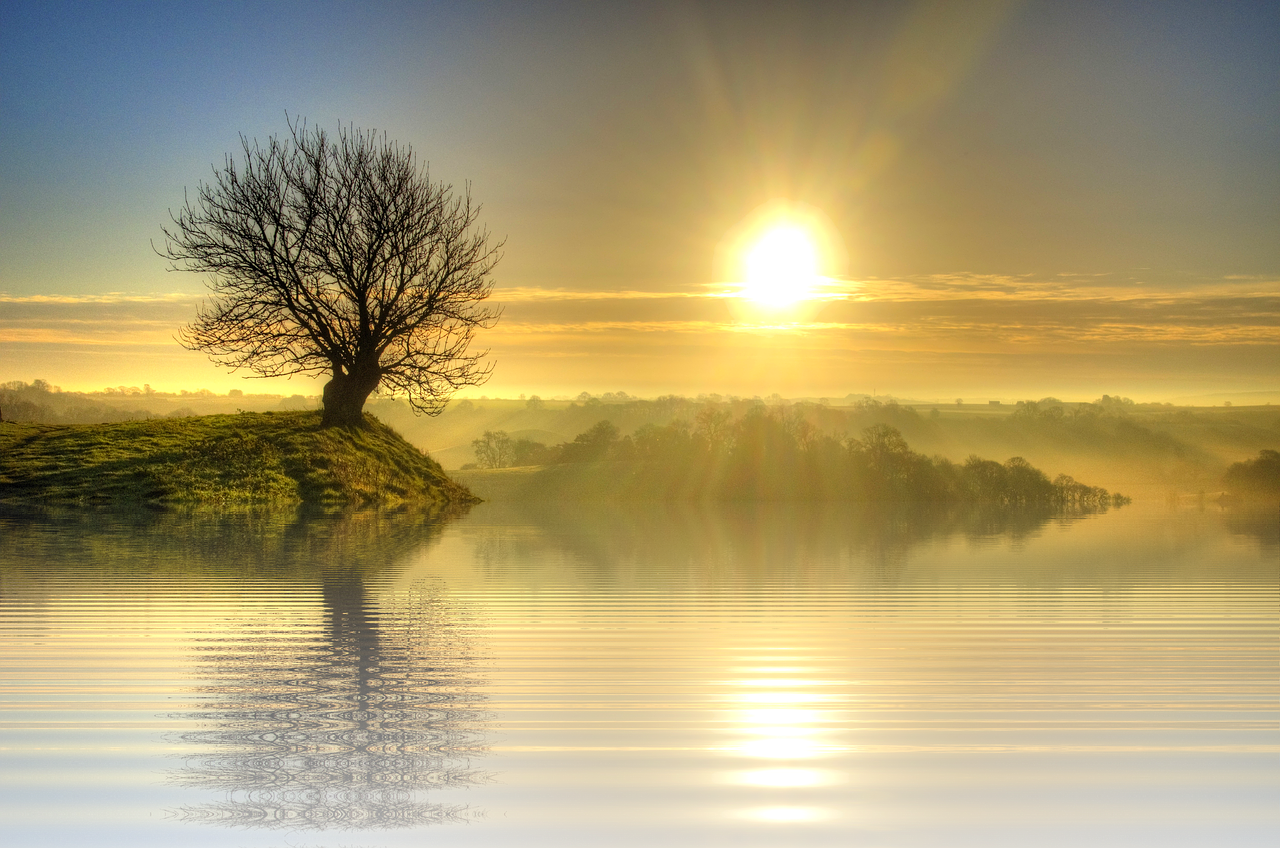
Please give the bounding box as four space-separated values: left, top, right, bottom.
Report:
1 0 1277 402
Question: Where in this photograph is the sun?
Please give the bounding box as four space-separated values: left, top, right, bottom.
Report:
741 226 819 308
716 201 847 323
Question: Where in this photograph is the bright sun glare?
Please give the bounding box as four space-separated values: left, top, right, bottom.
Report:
741 226 819 308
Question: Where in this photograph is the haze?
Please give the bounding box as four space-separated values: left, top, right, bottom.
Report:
1 0 1277 402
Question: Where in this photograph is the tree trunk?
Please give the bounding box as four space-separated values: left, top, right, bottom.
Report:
320 363 381 428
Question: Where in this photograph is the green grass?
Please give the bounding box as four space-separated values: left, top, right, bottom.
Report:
0 411 475 507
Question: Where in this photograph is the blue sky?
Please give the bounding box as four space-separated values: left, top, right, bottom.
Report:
1 0 1277 399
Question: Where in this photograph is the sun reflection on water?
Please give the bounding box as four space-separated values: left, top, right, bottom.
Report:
723 671 845 824
735 768 829 788
727 701 844 759
740 707 821 726
738 735 830 760
739 690 838 704
743 806 832 823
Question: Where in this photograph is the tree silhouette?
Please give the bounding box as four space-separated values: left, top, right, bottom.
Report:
162 118 501 427
472 430 514 468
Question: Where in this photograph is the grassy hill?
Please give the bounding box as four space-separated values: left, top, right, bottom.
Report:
0 411 473 507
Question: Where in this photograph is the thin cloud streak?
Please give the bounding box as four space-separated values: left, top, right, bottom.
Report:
498 274 1280 304
496 287 711 302
6 281 1280 348
0 330 180 345
0 293 202 304
489 321 1280 347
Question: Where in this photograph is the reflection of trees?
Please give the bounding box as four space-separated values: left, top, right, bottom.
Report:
465 500 1115 586
1221 504 1280 555
171 573 488 830
0 502 468 582
0 505 488 831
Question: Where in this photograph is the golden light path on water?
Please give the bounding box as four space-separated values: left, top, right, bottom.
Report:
724 670 844 823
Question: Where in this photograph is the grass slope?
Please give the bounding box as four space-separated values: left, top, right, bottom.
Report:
0 411 474 507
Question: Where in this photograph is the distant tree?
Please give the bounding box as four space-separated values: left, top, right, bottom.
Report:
1000 456 1054 504
633 420 694 461
511 438 553 466
472 430 514 469
1223 450 1280 498
1094 394 1135 412
694 406 732 448
858 424 911 471
526 395 545 410
162 118 501 427
558 420 620 462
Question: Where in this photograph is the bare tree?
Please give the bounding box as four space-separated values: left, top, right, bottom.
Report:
162 118 501 427
471 430 514 469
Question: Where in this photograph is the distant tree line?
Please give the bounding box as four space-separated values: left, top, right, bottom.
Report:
470 406 1127 507
0 380 157 425
450 392 1221 472
1223 450 1280 500
0 380 316 424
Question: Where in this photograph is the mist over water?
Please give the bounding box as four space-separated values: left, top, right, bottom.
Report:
0 502 1275 847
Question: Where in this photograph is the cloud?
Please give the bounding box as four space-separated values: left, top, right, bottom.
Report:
495 287 710 302
0 292 201 304
488 276 1280 349
7 279 1278 352
0 295 193 344
4 278 1276 397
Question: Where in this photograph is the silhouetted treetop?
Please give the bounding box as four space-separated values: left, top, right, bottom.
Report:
162 117 501 427
1223 450 1280 499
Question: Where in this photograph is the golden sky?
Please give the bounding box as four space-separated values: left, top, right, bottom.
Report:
1 1 1277 400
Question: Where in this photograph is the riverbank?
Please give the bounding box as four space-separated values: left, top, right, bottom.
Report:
0 411 473 507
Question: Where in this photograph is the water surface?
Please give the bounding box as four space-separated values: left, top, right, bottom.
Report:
0 502 1276 847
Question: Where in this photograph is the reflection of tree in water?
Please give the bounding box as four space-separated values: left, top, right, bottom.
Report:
171 573 488 830
466 500 1119 586
29 506 493 831
1221 503 1280 554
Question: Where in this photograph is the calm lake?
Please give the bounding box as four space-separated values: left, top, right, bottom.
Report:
0 501 1276 847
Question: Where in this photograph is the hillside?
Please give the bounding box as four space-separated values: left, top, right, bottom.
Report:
0 411 473 507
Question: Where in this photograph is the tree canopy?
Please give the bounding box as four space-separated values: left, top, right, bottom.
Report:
162 118 501 427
